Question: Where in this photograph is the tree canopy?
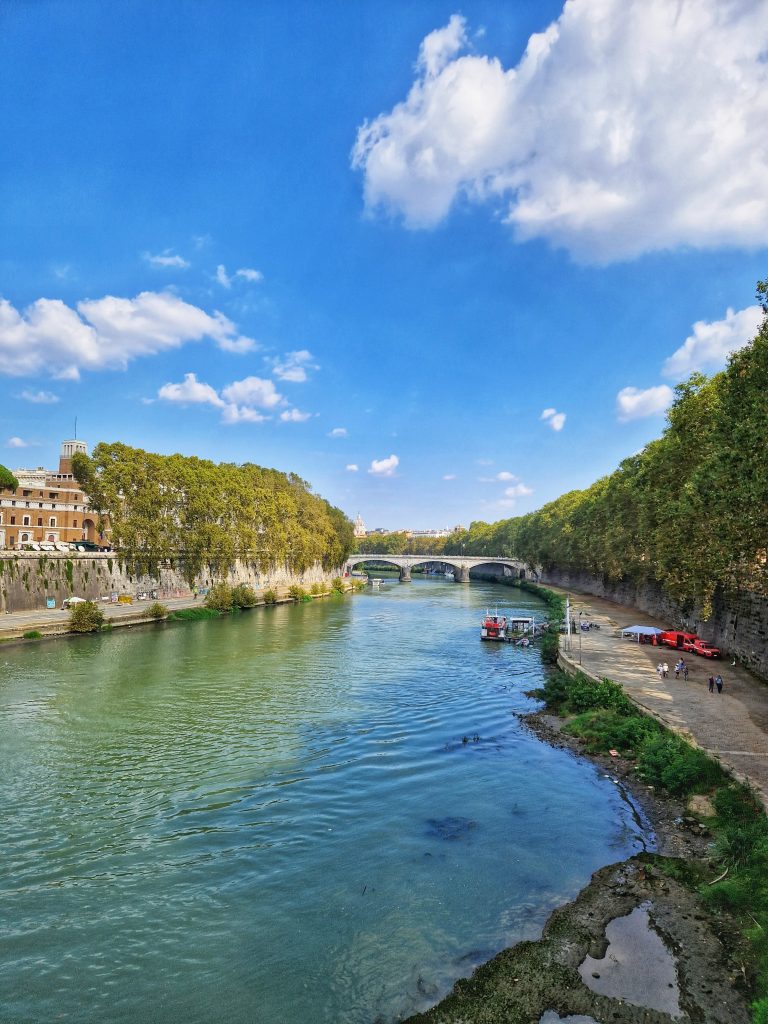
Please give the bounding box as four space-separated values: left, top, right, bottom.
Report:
445 280 768 614
73 443 354 582
0 464 19 492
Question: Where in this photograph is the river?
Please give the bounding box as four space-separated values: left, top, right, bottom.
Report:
0 577 647 1023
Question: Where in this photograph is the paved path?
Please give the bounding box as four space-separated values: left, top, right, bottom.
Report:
549 585 768 810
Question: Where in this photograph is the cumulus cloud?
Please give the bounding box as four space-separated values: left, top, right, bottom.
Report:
346 464 359 472
5 436 31 448
505 482 533 497
663 304 764 379
279 408 311 423
541 408 566 431
269 349 317 383
496 471 518 481
328 427 347 438
368 454 399 476
352 2 768 261
0 291 256 379
18 389 59 404
157 372 295 425
616 384 674 422
216 264 232 289
143 250 190 269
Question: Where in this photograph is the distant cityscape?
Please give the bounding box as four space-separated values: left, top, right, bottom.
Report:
352 514 465 540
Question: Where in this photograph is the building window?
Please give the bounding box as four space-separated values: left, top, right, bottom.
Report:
22 516 30 526
21 532 30 543
73 520 78 528
11 500 16 506
23 490 30 497
51 503 56 509
37 517 43 527
10 516 16 525
39 502 43 508
49 517 56 527
49 492 58 499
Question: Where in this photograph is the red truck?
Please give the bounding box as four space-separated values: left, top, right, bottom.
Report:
660 631 721 658
685 638 722 658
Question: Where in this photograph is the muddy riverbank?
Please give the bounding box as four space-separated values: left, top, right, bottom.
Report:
402 709 751 1024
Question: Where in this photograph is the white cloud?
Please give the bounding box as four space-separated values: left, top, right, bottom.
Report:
221 376 283 409
616 384 674 422
269 349 317 383
328 427 347 438
279 408 311 423
663 305 764 379
221 404 268 424
236 267 263 283
18 389 59 404
368 454 399 476
443 473 457 480
6 436 31 448
0 291 256 379
504 482 533 497
158 372 225 408
352 3 768 261
541 408 566 431
143 250 190 269
216 264 232 289
346 464 359 472
496 470 517 481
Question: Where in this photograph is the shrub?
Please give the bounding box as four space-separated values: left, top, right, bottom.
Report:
263 588 277 605
231 583 258 608
22 630 42 640
564 708 659 755
566 675 636 716
752 998 768 1024
310 582 322 596
331 576 344 593
540 626 560 665
637 733 724 795
288 584 306 602
69 600 105 633
204 583 234 612
147 602 169 619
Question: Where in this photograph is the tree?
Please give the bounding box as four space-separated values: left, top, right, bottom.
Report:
0 464 19 492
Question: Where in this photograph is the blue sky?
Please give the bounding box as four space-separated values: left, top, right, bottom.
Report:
1 0 766 529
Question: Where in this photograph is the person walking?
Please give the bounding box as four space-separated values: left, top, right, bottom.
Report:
657 662 664 679
708 675 715 693
662 662 669 678
674 660 680 679
716 674 724 694
682 661 689 681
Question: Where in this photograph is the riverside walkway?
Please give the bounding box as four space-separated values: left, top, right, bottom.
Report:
549 585 768 810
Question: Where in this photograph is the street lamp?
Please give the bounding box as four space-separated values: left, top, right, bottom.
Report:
578 610 583 665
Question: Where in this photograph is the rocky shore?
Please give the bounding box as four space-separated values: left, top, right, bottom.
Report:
402 709 751 1024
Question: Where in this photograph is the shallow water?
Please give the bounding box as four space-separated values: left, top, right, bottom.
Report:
0 578 647 1023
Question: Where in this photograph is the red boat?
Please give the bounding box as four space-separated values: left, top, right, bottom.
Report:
481 612 509 641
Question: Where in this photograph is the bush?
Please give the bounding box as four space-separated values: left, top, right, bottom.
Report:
752 997 768 1024
170 607 220 620
310 582 322 596
637 733 724 795
564 708 659 755
22 630 42 640
204 583 234 612
331 577 344 593
540 626 560 665
231 583 258 608
288 584 306 602
69 600 105 633
263 588 277 605
147 602 168 619
566 675 636 716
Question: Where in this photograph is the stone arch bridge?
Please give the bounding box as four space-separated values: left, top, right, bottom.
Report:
345 554 536 584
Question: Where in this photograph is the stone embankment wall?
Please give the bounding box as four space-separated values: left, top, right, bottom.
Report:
0 552 338 614
538 567 768 681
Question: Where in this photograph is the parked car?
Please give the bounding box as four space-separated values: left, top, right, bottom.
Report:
660 630 698 649
685 638 722 658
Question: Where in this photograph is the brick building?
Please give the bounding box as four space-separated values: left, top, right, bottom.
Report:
0 440 100 549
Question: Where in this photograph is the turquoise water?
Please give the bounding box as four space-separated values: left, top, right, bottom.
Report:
0 579 646 1023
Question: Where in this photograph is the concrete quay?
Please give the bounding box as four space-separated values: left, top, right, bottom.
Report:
548 584 768 810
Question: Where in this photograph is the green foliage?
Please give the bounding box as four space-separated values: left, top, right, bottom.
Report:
288 584 306 601
566 675 637 716
169 607 220 620
331 576 344 593
204 583 234 612
564 708 658 754
637 734 725 794
263 588 277 605
0 463 19 491
310 582 322 596
22 630 42 640
77 443 355 584
64 560 74 589
68 600 105 633
752 998 768 1024
231 583 258 608
352 532 447 557
147 602 169 619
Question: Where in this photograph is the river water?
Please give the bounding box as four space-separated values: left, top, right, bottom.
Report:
0 577 647 1023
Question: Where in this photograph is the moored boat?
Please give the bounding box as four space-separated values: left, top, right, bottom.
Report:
481 611 509 641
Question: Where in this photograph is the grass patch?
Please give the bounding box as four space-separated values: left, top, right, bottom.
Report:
22 630 42 640
169 607 220 621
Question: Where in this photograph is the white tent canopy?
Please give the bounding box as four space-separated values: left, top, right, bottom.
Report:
621 625 664 640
